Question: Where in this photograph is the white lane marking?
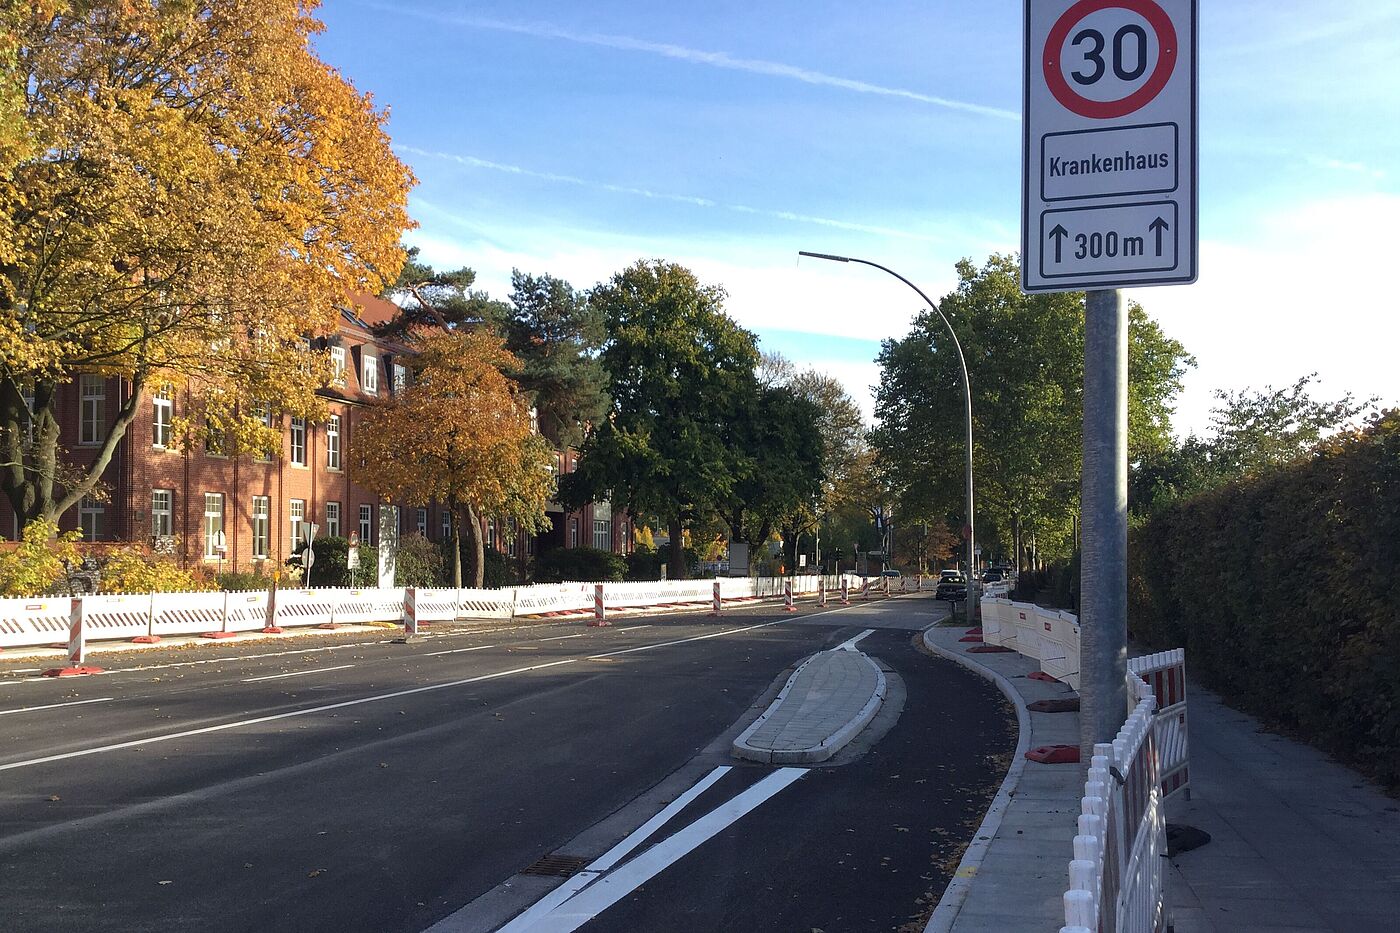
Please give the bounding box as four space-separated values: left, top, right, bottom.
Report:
537 634 586 642
586 619 789 659
836 629 876 651
588 765 731 872
494 766 732 933
241 664 356 683
519 768 808 932
0 659 579 773
424 644 497 657
612 625 649 631
0 697 114 717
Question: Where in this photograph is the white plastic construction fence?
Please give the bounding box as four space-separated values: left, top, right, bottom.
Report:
978 596 1189 933
0 573 900 655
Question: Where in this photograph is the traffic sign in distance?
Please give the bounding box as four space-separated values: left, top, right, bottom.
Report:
1022 0 1196 292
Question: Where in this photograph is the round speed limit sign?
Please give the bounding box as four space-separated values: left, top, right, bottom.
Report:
1043 0 1178 119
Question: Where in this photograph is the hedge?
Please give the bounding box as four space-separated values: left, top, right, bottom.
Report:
533 546 626 583
1128 412 1400 790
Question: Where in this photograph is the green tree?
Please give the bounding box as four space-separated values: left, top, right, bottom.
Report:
503 270 610 449
377 247 506 338
872 254 1192 569
561 260 759 579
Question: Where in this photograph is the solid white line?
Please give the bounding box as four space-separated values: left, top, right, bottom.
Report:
424 644 497 656
495 768 732 933
536 634 586 642
587 765 732 872
836 629 876 651
0 658 579 773
0 697 114 717
241 664 356 683
520 768 807 932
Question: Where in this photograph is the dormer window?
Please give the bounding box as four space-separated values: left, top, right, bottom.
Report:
362 351 379 395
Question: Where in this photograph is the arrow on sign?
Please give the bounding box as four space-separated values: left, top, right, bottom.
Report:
1148 216 1169 257
1047 223 1069 263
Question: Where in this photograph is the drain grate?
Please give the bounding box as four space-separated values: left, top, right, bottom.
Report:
520 853 590 877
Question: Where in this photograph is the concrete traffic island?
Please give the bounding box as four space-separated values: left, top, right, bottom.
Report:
732 642 887 765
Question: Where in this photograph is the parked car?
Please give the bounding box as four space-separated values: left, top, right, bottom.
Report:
880 569 901 578
981 568 1006 583
938 569 965 584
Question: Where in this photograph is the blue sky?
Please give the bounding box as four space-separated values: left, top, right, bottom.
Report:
315 1 1399 434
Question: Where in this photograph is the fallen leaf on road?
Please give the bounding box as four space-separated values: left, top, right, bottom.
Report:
157 880 173 885
308 869 325 878
378 762 388 768
46 795 60 802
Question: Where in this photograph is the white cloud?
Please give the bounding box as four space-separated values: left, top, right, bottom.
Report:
1127 193 1400 438
379 4 1017 120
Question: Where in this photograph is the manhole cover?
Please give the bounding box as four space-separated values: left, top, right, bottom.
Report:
520 853 590 877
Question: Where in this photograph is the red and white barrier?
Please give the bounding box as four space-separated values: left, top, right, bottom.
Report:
403 587 418 637
590 583 608 626
712 579 721 615
783 579 795 612
1128 649 1190 800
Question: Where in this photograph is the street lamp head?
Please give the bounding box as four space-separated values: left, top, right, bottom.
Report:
797 250 850 263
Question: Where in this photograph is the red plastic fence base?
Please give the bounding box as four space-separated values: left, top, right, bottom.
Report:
1028 671 1060 683
317 623 340 630
41 666 103 678
586 620 611 627
201 631 238 639
1028 698 1081 713
261 626 284 634
965 627 983 636
131 635 161 644
1025 744 1081 764
958 634 984 643
967 645 1015 653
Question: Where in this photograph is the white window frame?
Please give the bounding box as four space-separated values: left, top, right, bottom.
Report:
362 352 379 396
416 507 427 536
326 501 341 539
440 510 452 540
80 495 104 541
331 346 347 385
359 504 373 545
252 496 270 560
151 489 173 538
79 375 105 446
289 499 306 554
393 363 407 392
593 518 612 552
203 493 224 559
326 415 341 471
152 384 173 449
289 416 306 466
569 518 579 548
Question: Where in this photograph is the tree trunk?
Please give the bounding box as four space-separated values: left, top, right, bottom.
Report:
462 502 486 588
449 502 463 589
668 516 687 579
782 528 799 576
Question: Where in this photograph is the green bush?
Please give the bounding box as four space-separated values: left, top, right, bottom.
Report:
1010 553 1079 611
1129 411 1400 790
218 568 274 592
534 546 626 583
286 536 380 588
393 533 446 587
625 544 662 581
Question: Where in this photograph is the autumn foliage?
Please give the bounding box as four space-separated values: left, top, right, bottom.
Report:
0 0 415 526
355 328 553 587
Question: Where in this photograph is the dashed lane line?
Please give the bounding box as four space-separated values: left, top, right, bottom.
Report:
0 697 114 717
0 659 580 773
241 664 357 683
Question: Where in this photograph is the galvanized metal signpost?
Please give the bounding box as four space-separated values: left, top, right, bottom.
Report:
1022 0 1197 759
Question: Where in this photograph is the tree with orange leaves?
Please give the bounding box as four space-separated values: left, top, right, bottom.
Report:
355 328 553 588
0 1 415 529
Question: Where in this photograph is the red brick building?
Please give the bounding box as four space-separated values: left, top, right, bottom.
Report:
2 295 630 576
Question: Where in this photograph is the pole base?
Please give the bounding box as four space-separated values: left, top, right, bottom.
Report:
41 666 103 677
261 626 284 635
131 635 161 644
201 631 238 640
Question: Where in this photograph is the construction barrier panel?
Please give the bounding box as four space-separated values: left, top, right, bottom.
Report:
0 596 87 649
273 589 336 628
1128 649 1190 801
152 591 228 637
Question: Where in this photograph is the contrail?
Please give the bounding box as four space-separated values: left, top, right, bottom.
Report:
395 145 943 242
371 4 1017 121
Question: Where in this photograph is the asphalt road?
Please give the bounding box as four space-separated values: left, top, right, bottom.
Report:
0 594 1014 933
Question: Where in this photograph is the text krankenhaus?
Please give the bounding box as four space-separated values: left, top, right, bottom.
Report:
1048 149 1171 178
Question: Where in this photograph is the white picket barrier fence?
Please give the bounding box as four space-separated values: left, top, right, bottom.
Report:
973 596 1184 932
0 596 73 648
1062 674 1167 933
0 574 859 654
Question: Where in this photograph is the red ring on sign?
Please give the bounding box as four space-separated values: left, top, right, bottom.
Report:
1044 0 1178 119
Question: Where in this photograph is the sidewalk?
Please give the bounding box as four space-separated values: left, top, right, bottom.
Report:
923 620 1400 933
1166 683 1400 932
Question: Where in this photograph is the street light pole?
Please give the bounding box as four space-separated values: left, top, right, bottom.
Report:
798 251 976 623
